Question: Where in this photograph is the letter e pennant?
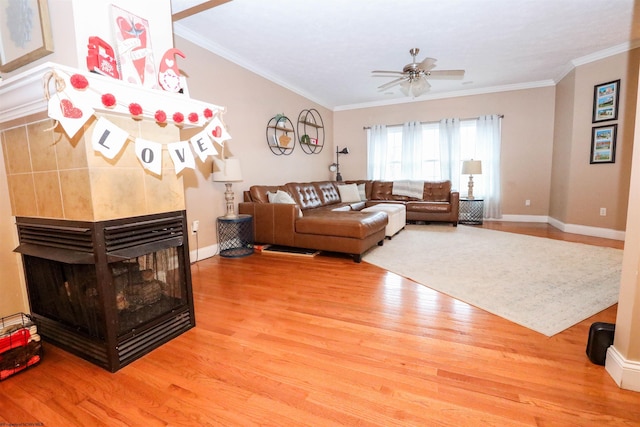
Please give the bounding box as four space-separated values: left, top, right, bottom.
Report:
190 129 218 162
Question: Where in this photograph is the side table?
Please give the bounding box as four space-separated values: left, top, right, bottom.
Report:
459 198 484 225
217 214 254 258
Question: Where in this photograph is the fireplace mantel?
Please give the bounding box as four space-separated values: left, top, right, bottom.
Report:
0 62 223 127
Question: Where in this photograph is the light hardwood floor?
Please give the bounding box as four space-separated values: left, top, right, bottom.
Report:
1 222 638 426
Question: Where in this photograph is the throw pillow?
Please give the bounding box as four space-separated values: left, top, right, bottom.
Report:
357 183 367 201
337 183 361 203
267 190 296 204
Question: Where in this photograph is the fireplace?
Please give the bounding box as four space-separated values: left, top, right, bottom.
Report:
14 211 195 372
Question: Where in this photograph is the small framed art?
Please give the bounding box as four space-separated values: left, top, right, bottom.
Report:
592 79 620 123
590 124 617 164
0 0 54 72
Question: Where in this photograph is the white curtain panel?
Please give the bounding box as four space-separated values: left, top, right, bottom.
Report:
438 118 461 192
401 121 423 179
477 114 502 219
367 125 388 179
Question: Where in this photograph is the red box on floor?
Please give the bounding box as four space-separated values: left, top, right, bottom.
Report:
0 313 43 381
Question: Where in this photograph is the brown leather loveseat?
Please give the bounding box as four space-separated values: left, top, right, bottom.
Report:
238 180 459 262
348 180 459 226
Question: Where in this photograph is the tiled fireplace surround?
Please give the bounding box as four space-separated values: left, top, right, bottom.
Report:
2 114 185 221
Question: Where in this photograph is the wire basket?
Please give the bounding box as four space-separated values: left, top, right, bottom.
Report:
0 312 42 381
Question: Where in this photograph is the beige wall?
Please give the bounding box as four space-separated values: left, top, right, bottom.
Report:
333 87 557 217
549 70 576 223
551 49 639 231
174 37 334 254
0 132 28 316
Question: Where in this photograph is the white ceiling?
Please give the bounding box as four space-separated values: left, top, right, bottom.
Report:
170 0 640 110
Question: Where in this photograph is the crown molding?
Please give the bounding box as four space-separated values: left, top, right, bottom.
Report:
572 40 640 67
334 80 556 112
173 23 333 109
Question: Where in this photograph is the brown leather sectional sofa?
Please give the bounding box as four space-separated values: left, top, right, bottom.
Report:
238 180 459 262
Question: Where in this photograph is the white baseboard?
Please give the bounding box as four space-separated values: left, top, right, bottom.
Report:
548 217 625 241
606 346 640 391
484 215 625 241
189 244 218 263
492 214 549 223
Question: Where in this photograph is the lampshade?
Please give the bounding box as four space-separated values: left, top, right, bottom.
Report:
461 159 482 175
213 157 243 182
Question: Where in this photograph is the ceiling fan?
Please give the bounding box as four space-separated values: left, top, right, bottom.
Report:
372 48 465 97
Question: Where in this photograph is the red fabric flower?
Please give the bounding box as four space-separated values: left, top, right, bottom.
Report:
101 93 116 108
129 103 143 116
155 110 167 123
70 74 89 90
188 112 199 123
203 108 213 119
173 112 184 123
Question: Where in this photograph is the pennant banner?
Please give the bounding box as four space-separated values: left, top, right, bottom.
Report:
92 117 129 159
167 141 196 174
48 93 94 139
190 129 219 162
206 116 232 144
46 69 232 176
135 138 163 176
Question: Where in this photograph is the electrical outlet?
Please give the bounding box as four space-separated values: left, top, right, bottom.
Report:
525 199 531 206
192 220 199 233
599 208 607 216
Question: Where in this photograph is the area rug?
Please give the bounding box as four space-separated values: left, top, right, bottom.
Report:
363 224 623 336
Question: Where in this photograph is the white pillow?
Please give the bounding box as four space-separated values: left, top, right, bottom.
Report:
357 183 367 201
337 184 361 203
267 190 296 204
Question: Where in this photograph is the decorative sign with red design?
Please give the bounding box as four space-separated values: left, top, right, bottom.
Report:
111 6 156 88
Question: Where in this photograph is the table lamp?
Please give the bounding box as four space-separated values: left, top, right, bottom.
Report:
461 159 482 200
213 157 243 217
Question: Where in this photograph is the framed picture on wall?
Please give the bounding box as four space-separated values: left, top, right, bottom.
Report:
590 124 617 164
592 79 620 123
0 0 54 72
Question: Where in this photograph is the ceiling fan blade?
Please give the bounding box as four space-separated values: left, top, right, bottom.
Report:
372 70 405 75
419 57 437 71
426 70 465 79
377 77 406 90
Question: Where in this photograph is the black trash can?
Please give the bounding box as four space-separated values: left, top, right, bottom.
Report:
586 322 615 365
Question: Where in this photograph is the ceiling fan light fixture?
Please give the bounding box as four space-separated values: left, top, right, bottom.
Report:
412 76 430 97
372 48 465 98
399 80 411 96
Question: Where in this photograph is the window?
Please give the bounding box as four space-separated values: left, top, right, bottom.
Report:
367 119 481 193
367 115 501 219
